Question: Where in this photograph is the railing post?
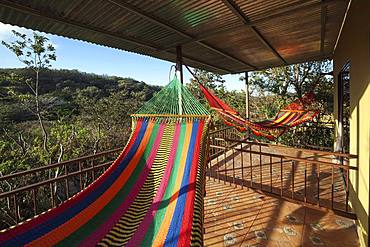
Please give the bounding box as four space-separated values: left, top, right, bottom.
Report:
32 188 37 216
259 144 262 190
270 155 272 193
304 162 307 203
232 147 235 187
280 157 283 197
250 144 253 188
50 183 55 208
65 165 69 199
79 162 83 190
91 160 95 181
224 139 227 185
317 164 320 206
240 143 244 189
331 166 334 209
13 195 18 223
346 169 349 212
292 161 295 199
216 152 219 183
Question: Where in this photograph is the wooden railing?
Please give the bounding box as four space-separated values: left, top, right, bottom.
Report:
207 127 358 219
208 126 243 160
0 125 358 230
0 148 122 230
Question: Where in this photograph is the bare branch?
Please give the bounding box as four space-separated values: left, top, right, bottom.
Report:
2 128 27 155
24 79 36 95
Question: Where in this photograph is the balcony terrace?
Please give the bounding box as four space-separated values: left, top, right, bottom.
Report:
204 127 358 246
0 126 359 246
0 0 368 245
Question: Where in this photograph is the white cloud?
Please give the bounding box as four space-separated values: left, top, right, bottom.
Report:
0 22 33 42
0 22 15 40
0 22 58 49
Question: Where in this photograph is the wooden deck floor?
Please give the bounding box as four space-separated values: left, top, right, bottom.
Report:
204 144 358 246
204 179 359 247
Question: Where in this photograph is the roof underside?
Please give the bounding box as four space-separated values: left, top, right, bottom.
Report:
0 0 349 74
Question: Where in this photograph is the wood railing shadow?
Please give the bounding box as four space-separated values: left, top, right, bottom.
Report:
206 137 358 219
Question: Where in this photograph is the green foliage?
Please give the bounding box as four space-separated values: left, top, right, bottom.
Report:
244 60 334 147
2 30 58 154
278 122 334 150
2 31 56 71
247 60 334 117
0 66 161 228
186 69 245 124
0 68 161 170
248 60 332 97
185 64 335 150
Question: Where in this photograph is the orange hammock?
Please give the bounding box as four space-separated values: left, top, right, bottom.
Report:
198 83 319 140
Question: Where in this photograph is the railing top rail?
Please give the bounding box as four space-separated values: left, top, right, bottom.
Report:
0 161 112 199
209 144 357 170
235 147 357 170
223 138 357 159
209 126 233 135
0 147 122 182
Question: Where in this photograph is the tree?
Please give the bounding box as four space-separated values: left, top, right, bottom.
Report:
240 60 335 147
243 60 334 118
2 31 56 153
187 69 226 98
246 60 332 98
186 69 247 127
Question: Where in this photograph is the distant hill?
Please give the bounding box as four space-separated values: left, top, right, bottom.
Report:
0 68 162 126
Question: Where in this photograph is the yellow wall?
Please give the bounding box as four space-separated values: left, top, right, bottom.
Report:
333 0 370 246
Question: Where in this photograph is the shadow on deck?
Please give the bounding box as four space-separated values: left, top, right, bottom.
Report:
204 179 358 247
204 141 359 247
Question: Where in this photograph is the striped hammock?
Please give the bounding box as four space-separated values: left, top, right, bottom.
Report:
0 77 211 246
0 118 209 246
199 83 319 140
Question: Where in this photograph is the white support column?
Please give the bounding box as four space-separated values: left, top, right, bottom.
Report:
245 71 250 119
245 71 250 138
176 46 183 115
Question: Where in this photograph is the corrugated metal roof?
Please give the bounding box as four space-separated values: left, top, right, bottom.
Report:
0 0 349 74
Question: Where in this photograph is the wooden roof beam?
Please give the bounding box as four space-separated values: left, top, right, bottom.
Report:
165 0 345 49
221 0 287 65
107 0 257 70
231 52 333 74
0 0 231 74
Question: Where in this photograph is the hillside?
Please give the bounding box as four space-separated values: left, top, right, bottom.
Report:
0 68 161 127
0 68 163 176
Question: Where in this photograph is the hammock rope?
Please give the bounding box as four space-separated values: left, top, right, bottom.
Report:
135 76 210 116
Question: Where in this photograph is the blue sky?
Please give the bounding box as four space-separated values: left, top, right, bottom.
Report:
0 22 244 91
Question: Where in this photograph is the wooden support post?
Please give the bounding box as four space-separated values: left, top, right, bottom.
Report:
245 72 250 139
176 46 183 84
245 72 250 119
176 45 183 115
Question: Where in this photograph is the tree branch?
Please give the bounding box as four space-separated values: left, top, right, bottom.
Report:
24 79 36 95
2 128 27 155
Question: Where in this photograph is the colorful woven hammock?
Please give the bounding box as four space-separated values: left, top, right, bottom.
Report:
0 77 210 246
198 82 318 140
